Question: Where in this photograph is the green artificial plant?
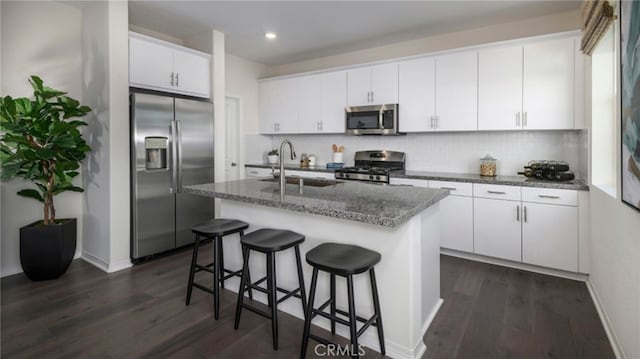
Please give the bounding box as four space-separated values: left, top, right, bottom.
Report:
0 76 92 225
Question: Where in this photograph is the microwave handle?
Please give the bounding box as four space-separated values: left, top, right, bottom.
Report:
379 108 384 129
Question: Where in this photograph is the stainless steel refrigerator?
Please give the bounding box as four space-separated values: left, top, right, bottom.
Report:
130 92 214 260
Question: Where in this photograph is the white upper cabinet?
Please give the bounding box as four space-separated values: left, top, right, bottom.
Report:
259 79 298 134
263 71 346 135
435 51 478 131
129 32 210 99
172 50 210 98
347 63 398 106
297 75 323 133
478 45 523 130
319 71 348 133
522 37 574 129
129 36 174 90
398 57 436 132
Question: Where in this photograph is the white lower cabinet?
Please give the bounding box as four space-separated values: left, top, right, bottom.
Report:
522 202 578 272
473 197 522 262
429 180 473 252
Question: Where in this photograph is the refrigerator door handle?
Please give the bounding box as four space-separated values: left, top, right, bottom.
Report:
176 120 183 192
170 121 178 194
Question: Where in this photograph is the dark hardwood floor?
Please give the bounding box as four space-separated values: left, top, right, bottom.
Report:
2 247 614 358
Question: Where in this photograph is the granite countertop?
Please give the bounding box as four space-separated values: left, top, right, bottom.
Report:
245 163 336 173
244 164 589 191
184 178 449 228
393 170 590 191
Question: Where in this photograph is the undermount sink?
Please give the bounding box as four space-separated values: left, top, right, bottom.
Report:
259 177 343 187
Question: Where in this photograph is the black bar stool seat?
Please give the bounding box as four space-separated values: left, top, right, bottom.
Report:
191 219 249 237
306 243 381 275
186 218 249 320
301 243 385 359
234 228 307 351
241 228 305 252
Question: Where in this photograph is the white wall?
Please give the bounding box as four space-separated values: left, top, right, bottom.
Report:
80 1 131 272
1 1 84 277
266 9 580 77
225 54 269 175
262 131 585 177
587 6 640 358
589 189 640 359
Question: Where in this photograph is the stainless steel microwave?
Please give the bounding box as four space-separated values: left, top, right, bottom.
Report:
345 104 401 135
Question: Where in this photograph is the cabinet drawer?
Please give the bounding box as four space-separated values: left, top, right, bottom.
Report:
245 167 273 178
389 178 429 187
429 180 472 197
473 183 521 201
288 170 335 180
521 187 577 206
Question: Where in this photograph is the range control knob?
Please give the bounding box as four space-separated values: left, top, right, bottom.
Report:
369 175 374 180
345 174 350 178
375 176 381 181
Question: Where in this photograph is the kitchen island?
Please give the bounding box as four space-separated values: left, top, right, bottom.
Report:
184 178 448 359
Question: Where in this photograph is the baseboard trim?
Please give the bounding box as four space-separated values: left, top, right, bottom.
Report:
440 249 589 282
81 252 109 272
81 252 133 273
107 258 133 273
419 298 444 358
586 280 626 359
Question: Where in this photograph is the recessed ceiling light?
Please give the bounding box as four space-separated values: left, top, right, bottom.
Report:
265 32 277 40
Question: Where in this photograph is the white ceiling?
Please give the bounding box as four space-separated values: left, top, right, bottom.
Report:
128 1 581 66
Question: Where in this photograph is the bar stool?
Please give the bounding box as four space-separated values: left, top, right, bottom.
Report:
234 228 307 350
186 218 250 320
301 243 385 359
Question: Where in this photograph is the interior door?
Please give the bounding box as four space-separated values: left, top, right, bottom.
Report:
175 98 215 247
225 96 241 181
131 93 176 259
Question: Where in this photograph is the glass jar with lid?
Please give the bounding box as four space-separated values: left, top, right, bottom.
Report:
480 154 497 177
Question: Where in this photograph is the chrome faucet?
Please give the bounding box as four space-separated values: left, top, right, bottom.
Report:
279 139 296 200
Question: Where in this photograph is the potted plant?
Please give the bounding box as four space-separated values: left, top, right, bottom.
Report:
0 76 91 281
267 149 279 164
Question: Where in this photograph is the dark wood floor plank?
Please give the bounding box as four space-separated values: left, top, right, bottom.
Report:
2 252 615 359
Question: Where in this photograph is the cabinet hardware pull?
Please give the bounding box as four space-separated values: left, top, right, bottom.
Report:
367 91 371 103
538 195 560 199
371 91 374 103
435 116 439 129
170 72 175 87
176 73 179 87
516 112 520 127
523 111 527 127
487 190 506 194
516 205 520 222
440 187 457 190
524 206 528 223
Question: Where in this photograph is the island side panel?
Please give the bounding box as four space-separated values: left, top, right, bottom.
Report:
218 199 437 359
420 203 444 355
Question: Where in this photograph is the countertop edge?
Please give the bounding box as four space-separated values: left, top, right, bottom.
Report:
183 185 449 228
244 164 590 191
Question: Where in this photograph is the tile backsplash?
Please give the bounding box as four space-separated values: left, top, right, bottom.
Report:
249 130 588 179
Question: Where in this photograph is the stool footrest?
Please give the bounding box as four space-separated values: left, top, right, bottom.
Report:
313 308 351 327
335 308 374 324
241 303 272 319
308 333 332 346
195 262 215 274
192 282 214 294
356 314 379 338
276 287 302 303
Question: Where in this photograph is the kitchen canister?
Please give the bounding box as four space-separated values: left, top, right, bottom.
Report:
480 154 497 176
332 151 344 163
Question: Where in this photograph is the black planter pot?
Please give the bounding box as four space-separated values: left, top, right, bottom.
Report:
19 218 77 281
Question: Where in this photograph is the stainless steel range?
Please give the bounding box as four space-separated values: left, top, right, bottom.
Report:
335 150 405 183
